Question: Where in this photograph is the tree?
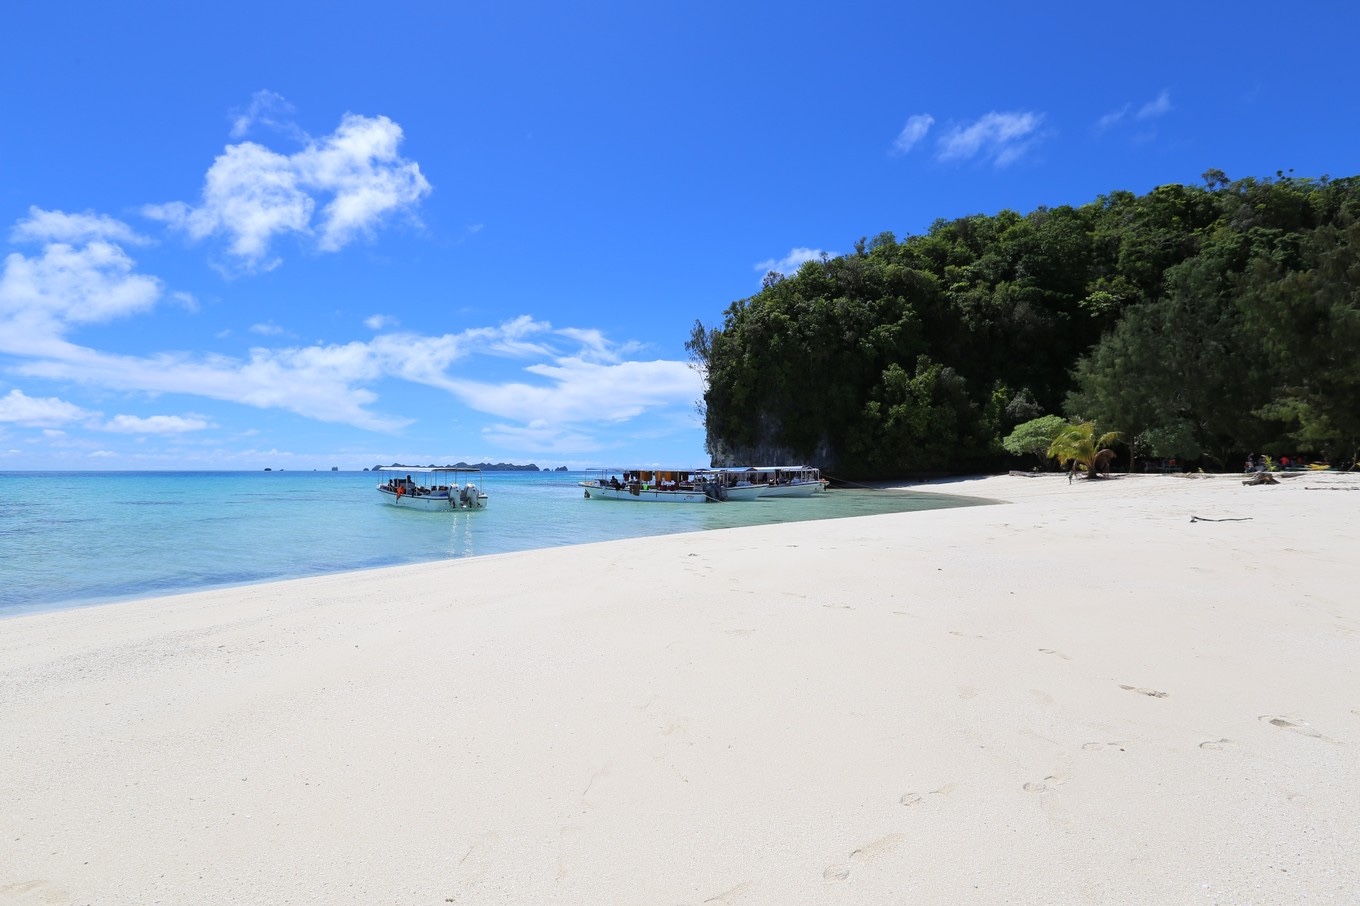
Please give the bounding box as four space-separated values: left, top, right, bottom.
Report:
1237 218 1360 463
1002 415 1067 469
1047 421 1120 480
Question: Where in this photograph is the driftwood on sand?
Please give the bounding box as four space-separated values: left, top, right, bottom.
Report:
1242 473 1279 486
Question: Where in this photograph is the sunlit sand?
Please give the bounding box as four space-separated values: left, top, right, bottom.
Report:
2 472 1357 904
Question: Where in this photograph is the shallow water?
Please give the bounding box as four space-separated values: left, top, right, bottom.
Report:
0 470 988 616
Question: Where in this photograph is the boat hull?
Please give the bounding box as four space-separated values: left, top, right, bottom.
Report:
717 483 767 501
758 481 824 498
579 482 715 503
376 487 488 510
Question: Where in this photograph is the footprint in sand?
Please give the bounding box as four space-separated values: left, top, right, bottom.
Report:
851 833 908 863
1198 738 1235 750
455 831 500 886
1259 715 1329 740
1120 684 1168 698
702 881 752 903
1025 779 1074 827
900 782 957 807
823 834 908 882
1081 741 1126 752
582 763 611 802
554 824 581 881
1039 648 1072 660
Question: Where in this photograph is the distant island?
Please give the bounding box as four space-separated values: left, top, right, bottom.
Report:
371 462 544 472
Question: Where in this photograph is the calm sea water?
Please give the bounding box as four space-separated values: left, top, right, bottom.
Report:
0 470 987 617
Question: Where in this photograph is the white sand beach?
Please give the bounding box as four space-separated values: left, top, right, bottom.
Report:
2 472 1358 905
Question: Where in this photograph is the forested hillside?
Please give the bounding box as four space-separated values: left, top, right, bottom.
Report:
687 172 1360 477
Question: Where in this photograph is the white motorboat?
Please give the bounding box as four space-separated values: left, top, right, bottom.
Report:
580 468 725 503
376 467 488 510
745 465 828 498
699 467 770 501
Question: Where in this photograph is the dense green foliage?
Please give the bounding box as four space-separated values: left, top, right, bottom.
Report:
689 172 1360 476
1002 415 1068 468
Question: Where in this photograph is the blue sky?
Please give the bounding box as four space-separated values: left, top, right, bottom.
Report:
1 1 1355 470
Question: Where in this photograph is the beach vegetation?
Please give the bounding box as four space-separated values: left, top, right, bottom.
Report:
1002 415 1067 469
691 171 1360 476
1047 421 1121 480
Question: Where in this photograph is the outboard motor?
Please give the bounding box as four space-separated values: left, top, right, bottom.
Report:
460 484 474 507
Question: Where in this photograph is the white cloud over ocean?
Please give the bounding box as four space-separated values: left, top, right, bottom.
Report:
0 95 702 462
144 105 432 272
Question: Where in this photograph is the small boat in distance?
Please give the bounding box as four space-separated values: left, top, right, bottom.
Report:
745 465 828 498
580 468 724 503
377 467 488 510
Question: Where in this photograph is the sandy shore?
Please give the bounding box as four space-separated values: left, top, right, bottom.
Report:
2 472 1358 904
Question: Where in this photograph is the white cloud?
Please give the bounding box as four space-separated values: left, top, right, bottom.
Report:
892 114 935 154
229 89 303 141
14 342 404 432
480 421 603 454
1137 89 1172 120
365 313 397 330
446 357 701 428
146 105 432 270
143 141 311 269
2 206 696 449
11 207 151 247
297 114 433 252
1096 104 1130 130
0 217 164 356
250 321 286 335
754 247 831 279
1098 91 1172 133
936 111 1045 167
0 389 94 426
102 414 213 434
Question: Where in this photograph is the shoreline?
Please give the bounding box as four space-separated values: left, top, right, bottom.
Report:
0 473 977 620
2 472 1357 903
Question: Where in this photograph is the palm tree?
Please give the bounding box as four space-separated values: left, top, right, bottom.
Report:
1048 421 1121 481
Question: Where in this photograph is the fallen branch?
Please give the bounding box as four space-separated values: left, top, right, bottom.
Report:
1242 473 1279 486
1190 516 1253 522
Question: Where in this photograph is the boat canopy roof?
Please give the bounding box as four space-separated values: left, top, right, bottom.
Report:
590 467 704 473
377 466 483 475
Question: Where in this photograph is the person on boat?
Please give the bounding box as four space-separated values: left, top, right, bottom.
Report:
609 475 622 490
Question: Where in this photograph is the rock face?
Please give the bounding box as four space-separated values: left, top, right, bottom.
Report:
707 436 835 470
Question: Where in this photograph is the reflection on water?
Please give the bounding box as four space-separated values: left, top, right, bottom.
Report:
0 470 989 616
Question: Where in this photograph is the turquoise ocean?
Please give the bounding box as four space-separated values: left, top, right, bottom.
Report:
0 470 987 618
